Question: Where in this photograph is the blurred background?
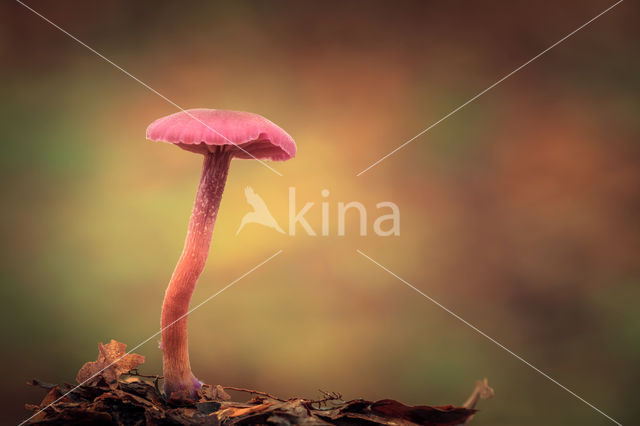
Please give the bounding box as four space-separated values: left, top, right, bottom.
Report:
1 0 638 424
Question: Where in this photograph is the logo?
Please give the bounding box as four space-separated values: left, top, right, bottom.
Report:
237 187 400 237
236 187 285 235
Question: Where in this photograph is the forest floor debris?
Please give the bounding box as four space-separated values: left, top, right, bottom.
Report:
25 340 493 425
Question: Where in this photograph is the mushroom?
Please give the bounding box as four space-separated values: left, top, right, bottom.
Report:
146 109 296 398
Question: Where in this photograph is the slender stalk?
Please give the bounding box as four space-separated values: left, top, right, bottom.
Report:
161 148 232 397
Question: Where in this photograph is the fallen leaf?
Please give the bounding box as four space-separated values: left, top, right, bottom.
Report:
168 389 197 404
76 340 145 388
26 379 55 389
197 401 222 414
370 399 476 425
462 378 494 425
462 378 494 409
212 384 232 401
217 401 275 419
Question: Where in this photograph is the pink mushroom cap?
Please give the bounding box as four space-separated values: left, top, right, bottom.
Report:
146 108 296 161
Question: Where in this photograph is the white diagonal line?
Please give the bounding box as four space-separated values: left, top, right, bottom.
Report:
19 249 283 426
356 0 624 176
15 0 283 177
356 249 622 425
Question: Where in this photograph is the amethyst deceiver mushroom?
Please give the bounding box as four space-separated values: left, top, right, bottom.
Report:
146 109 296 398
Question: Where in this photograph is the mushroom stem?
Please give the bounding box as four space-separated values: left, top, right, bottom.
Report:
161 148 232 398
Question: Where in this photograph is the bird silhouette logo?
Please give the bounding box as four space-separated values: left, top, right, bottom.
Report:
236 186 285 235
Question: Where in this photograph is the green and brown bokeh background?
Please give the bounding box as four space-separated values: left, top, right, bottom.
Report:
1 1 639 424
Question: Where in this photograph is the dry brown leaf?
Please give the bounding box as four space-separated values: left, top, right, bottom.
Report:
217 401 275 419
369 399 475 425
462 378 494 409
213 384 232 401
462 378 494 425
76 339 145 388
198 383 233 402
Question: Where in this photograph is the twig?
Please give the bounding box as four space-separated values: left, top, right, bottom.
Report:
222 386 286 402
125 369 164 380
305 389 344 410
